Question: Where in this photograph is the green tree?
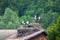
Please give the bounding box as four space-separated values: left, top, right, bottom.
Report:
47 15 60 40
0 21 6 29
2 8 20 29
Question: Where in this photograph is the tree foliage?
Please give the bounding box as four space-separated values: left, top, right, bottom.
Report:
0 0 60 28
0 8 20 29
47 15 60 40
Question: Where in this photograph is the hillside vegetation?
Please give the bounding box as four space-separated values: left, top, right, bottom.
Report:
0 0 60 29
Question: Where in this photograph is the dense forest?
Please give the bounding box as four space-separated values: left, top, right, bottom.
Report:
0 0 60 40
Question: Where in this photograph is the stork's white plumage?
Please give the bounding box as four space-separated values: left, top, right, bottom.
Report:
22 21 25 25
38 16 40 20
34 15 36 20
26 21 29 25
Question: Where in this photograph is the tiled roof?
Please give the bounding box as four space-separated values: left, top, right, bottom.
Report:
6 23 47 40
17 23 46 37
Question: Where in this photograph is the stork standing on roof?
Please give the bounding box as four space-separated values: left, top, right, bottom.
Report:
34 15 37 20
21 21 25 26
37 16 40 23
26 21 29 25
34 15 41 23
